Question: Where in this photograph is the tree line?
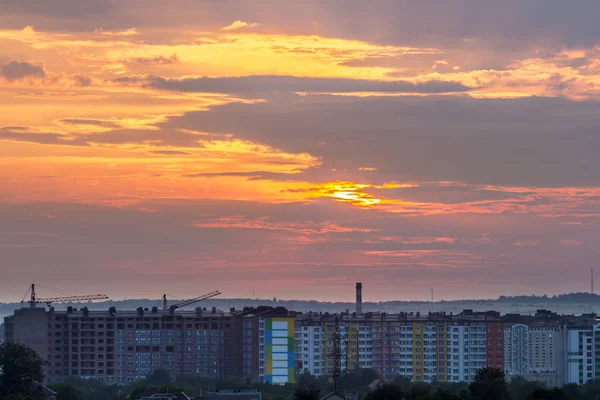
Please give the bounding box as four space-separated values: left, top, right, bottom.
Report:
3 342 600 400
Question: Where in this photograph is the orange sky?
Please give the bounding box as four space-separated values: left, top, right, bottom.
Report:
2 1 600 302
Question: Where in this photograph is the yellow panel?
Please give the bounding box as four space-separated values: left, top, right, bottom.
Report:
412 322 424 383
266 360 272 374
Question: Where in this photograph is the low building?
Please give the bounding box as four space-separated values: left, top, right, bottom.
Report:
136 388 190 400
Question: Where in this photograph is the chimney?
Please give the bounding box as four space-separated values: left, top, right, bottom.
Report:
356 282 363 314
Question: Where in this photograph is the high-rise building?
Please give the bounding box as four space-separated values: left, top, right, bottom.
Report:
4 305 251 384
504 321 566 387
5 304 600 388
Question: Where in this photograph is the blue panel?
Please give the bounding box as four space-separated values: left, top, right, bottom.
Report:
266 330 272 344
265 375 273 384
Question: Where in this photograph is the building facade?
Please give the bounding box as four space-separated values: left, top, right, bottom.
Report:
5 306 600 387
258 316 296 384
4 306 249 384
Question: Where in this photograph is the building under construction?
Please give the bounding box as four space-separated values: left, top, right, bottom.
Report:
3 304 297 385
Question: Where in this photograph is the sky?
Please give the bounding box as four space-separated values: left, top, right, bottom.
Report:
2 0 600 303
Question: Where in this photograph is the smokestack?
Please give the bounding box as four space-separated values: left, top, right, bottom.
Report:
356 282 363 314
592 268 595 295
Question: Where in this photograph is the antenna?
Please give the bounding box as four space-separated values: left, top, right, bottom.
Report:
431 288 434 302
592 268 594 295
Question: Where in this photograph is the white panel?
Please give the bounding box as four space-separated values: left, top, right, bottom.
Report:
569 363 580 383
273 361 288 368
272 376 288 383
272 330 288 337
272 368 289 376
272 352 288 360
272 345 288 353
272 338 288 345
272 321 288 330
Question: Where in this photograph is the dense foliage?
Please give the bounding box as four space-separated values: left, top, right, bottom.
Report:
4 343 600 400
0 342 45 400
41 368 600 400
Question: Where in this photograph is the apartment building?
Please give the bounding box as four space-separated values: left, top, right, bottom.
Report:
5 304 600 387
291 310 503 384
295 314 325 376
504 321 566 387
447 320 487 383
4 305 249 384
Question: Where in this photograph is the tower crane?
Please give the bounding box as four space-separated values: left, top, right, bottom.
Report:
162 290 221 312
22 284 109 308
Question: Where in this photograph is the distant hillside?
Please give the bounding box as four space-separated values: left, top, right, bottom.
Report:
2 292 600 319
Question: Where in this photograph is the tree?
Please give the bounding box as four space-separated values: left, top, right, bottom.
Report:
427 389 465 400
561 383 581 400
528 387 567 400
0 342 45 398
342 368 379 389
294 385 320 400
364 383 405 400
48 383 84 400
4 395 34 400
508 376 544 400
408 383 432 400
468 368 510 400
146 369 172 386
128 385 147 400
580 379 600 400
297 371 320 389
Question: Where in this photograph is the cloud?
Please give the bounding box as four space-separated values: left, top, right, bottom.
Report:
161 95 600 187
72 74 93 87
185 171 301 180
145 75 472 94
1 60 46 81
0 128 74 145
222 20 258 31
189 215 374 235
149 150 191 156
126 54 179 65
559 240 582 247
58 119 121 128
95 27 139 36
514 241 540 247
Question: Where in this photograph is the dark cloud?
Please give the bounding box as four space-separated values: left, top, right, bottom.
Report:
0 127 209 148
85 129 207 147
149 150 191 156
184 171 302 181
371 184 528 205
107 75 146 85
58 119 120 128
1 60 46 81
161 95 600 187
2 0 600 50
126 54 179 65
73 74 93 87
145 75 472 94
0 128 74 145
